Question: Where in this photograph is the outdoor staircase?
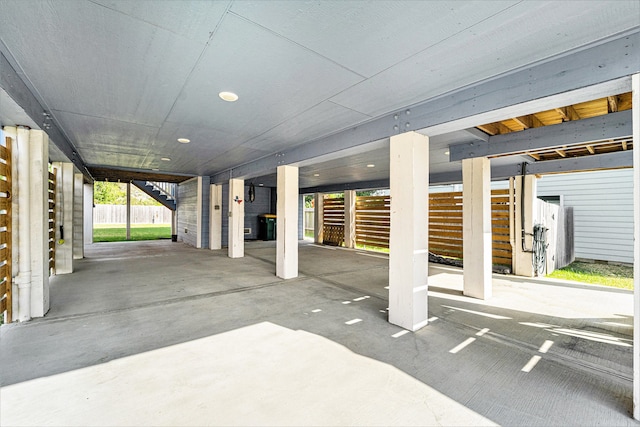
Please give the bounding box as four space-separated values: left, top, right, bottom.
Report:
132 180 177 211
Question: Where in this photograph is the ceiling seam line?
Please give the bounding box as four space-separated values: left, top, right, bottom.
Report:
227 11 368 80
153 0 233 138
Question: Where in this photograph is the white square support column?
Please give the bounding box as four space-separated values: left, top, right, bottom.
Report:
389 131 429 332
276 165 299 279
631 73 640 421
28 130 50 317
53 162 74 275
210 184 222 250
73 173 84 260
462 157 492 300
344 190 356 249
83 183 93 245
228 178 244 258
513 175 537 277
314 193 324 244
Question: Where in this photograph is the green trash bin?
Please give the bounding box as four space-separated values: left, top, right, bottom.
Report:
258 214 277 240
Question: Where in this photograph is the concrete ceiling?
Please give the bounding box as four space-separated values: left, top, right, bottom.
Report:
0 1 638 187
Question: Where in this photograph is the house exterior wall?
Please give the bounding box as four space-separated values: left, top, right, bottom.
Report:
220 184 272 246
177 177 210 248
199 176 210 249
177 178 198 247
537 169 633 264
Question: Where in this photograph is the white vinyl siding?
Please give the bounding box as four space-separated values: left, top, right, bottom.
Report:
537 169 633 264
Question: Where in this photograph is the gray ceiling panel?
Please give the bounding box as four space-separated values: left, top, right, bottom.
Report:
330 0 640 117
165 13 364 138
230 1 518 78
0 1 206 126
238 101 371 155
91 0 229 43
1 1 637 187
53 111 158 163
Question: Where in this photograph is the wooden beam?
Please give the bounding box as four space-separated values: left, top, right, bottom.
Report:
607 95 619 113
477 123 498 136
555 107 569 121
566 105 581 121
497 122 513 135
528 153 541 160
586 145 595 154
555 149 567 158
622 140 628 150
450 110 632 161
513 115 533 129
556 105 581 121
531 114 545 128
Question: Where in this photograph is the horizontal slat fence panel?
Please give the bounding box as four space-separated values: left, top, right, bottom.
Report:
428 190 513 266
323 197 344 246
48 168 56 273
0 137 11 322
349 190 513 268
355 195 390 249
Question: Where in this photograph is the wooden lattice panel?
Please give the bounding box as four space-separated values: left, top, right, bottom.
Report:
0 138 12 323
48 168 56 274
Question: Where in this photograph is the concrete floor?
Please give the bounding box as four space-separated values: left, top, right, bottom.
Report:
0 240 637 426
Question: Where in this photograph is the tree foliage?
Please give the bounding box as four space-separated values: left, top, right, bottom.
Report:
93 182 162 206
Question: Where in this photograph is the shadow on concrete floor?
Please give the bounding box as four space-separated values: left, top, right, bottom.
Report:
0 240 635 426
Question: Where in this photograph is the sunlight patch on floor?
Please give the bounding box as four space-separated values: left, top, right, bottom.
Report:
0 322 495 427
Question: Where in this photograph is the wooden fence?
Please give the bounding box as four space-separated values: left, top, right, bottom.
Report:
322 190 514 267
0 138 12 323
429 190 513 266
355 195 390 249
322 197 344 246
93 205 172 224
48 168 56 275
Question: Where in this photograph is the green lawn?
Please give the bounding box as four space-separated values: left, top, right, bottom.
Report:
548 261 634 290
93 224 171 242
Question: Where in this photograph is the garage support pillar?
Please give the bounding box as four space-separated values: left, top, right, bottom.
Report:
314 193 324 244
83 183 93 245
344 190 356 248
462 157 492 299
631 73 640 420
513 175 537 277
126 182 131 241
8 127 50 321
210 184 223 250
276 165 298 279
389 131 429 331
73 173 84 260
228 178 244 258
53 162 74 275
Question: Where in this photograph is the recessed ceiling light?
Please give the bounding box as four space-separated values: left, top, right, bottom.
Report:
258 183 264 186
313 173 320 177
444 150 450 155
219 91 238 102
177 138 190 144
152 168 159 171
161 157 171 161
367 164 375 168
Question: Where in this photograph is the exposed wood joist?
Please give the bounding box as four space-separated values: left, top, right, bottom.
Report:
476 92 631 137
450 110 632 161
